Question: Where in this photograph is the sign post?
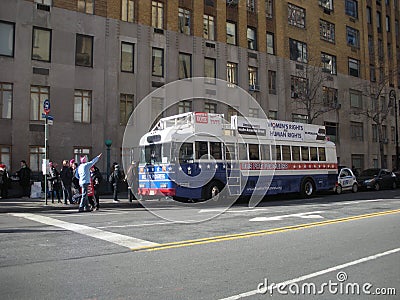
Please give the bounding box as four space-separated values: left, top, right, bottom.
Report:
43 99 50 205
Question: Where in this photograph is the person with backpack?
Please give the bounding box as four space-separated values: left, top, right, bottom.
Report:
109 163 121 202
90 165 103 210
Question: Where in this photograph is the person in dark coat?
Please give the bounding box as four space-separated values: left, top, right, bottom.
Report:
49 161 62 203
0 164 10 199
90 165 103 210
125 161 137 202
17 160 32 198
60 160 73 204
109 163 121 202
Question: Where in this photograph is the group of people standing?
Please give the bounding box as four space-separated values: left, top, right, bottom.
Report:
0 160 32 199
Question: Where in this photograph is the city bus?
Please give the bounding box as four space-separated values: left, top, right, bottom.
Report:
137 112 338 201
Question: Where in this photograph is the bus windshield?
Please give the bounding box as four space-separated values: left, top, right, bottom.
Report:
140 143 171 164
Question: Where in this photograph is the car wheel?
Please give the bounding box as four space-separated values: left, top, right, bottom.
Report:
374 183 380 191
352 183 358 193
336 185 342 195
392 181 397 189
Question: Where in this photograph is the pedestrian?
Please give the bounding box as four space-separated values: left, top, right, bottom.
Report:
71 162 80 204
0 164 10 199
60 160 73 204
75 154 102 212
90 165 103 210
109 163 122 202
17 160 32 198
125 160 137 202
48 161 62 203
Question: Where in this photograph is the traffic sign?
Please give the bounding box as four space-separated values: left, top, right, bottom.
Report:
43 99 50 114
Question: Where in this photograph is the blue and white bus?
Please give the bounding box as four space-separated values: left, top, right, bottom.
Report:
137 112 337 201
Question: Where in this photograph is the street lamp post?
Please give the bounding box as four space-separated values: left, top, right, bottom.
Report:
105 139 112 188
389 90 399 170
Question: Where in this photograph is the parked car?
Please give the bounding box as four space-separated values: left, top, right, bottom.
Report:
357 168 397 191
334 167 358 194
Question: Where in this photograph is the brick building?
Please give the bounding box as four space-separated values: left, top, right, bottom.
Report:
0 0 399 174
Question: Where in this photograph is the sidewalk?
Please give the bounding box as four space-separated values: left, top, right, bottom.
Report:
0 193 140 213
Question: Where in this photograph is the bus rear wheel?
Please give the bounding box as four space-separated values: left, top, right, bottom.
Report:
301 178 315 198
203 181 222 201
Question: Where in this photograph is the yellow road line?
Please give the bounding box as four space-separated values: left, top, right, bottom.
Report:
131 208 400 252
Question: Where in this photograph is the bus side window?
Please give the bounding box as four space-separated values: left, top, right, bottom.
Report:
272 145 281 161
282 145 291 161
260 144 270 160
238 143 248 160
318 147 326 161
292 146 300 161
310 147 318 161
210 142 222 160
225 143 236 160
196 141 209 159
301 146 309 161
249 144 260 160
179 142 194 163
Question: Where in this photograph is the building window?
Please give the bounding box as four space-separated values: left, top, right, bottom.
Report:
34 0 52 4
377 12 382 32
179 53 192 79
121 42 134 73
366 6 372 24
204 102 217 113
268 110 278 120
349 89 362 108
32 27 51 62
152 1 164 29
0 21 14 57
391 126 395 142
345 0 358 18
248 66 259 91
178 100 192 114
78 0 94 14
378 39 384 60
292 113 308 123
74 148 91 164
348 58 360 77
351 154 364 173
321 53 337 75
319 0 333 11
346 27 359 48
268 70 276 94
0 146 11 169
267 32 274 54
350 122 363 141
247 0 255 12
289 39 307 63
265 0 273 18
386 16 390 32
370 65 376 82
372 124 378 142
178 8 191 35
152 48 164 77
291 76 307 99
122 0 134 22
120 93 134 125
248 108 259 118
30 86 49 121
226 62 238 86
74 90 91 123
226 21 237 45
288 3 305 29
325 122 338 143
203 15 215 41
247 27 257 50
227 107 239 121
75 34 93 67
0 83 12 119
30 146 45 172
205 57 216 84
322 87 338 108
320 19 335 43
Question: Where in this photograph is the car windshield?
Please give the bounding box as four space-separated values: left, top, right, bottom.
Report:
360 169 379 176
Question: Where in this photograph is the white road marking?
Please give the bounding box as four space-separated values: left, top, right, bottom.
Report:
219 247 400 300
250 211 325 222
97 221 174 229
198 208 272 213
10 213 158 249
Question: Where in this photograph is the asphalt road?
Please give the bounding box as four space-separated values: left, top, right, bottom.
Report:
0 190 399 299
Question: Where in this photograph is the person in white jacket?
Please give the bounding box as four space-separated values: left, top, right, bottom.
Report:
75 153 102 212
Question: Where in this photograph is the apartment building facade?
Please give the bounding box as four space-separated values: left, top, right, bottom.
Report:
0 0 399 174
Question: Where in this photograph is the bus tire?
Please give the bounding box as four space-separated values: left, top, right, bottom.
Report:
301 178 315 198
203 180 222 201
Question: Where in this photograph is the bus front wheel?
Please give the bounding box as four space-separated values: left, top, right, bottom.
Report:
203 181 222 201
301 178 315 198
